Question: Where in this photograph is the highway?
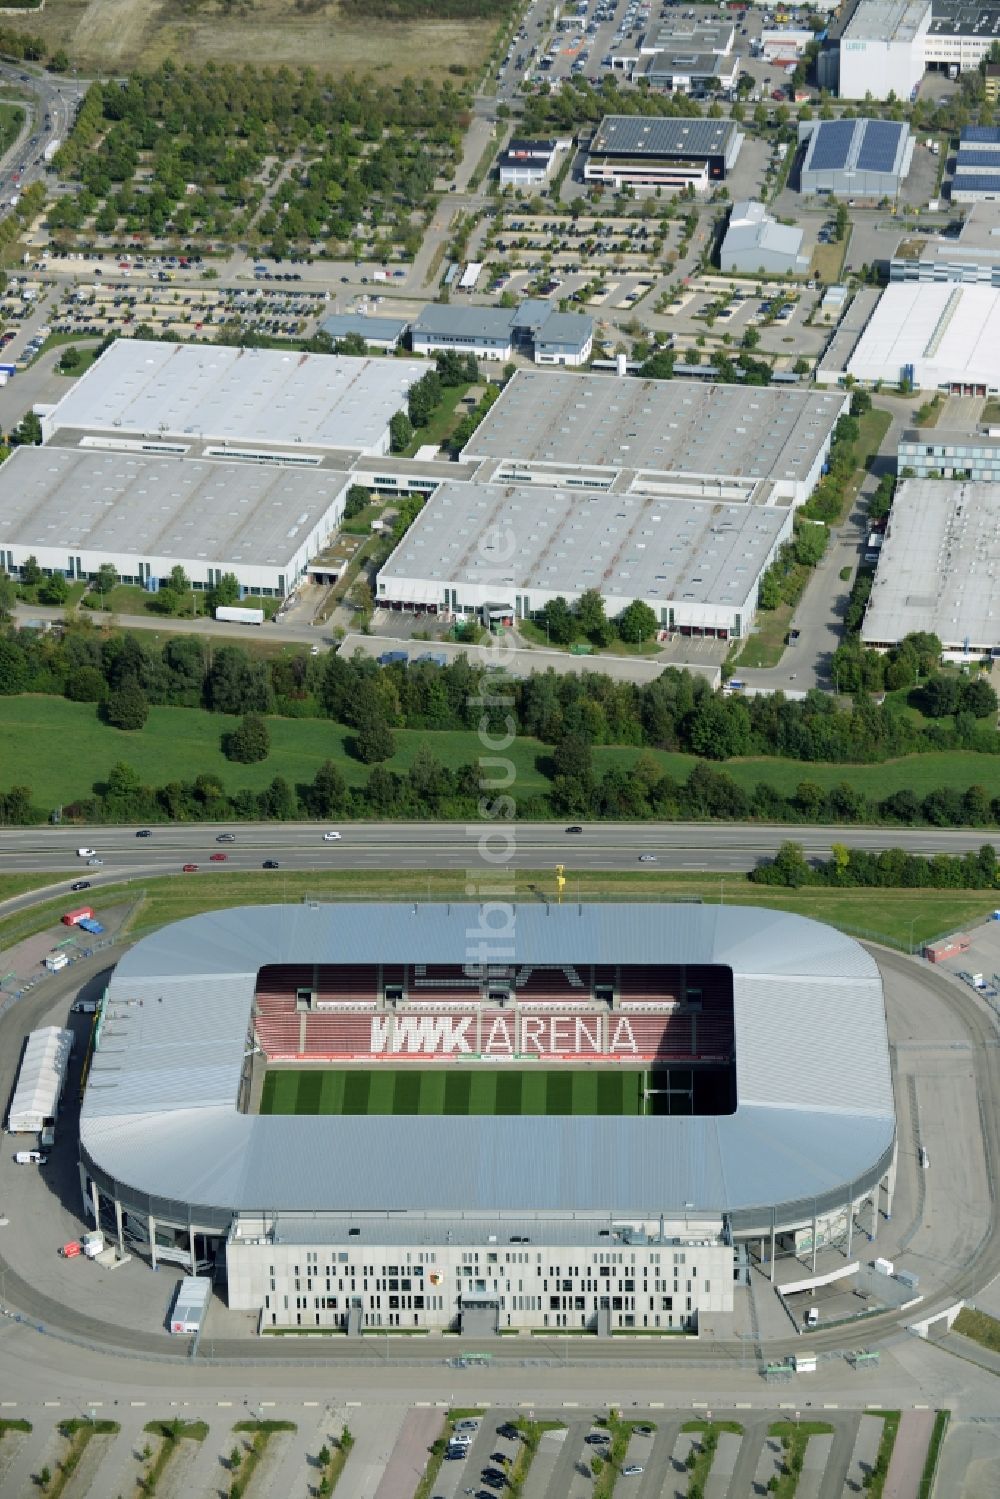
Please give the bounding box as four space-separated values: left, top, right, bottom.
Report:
0 61 87 214
0 821 997 885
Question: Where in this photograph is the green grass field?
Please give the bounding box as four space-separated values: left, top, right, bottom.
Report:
7 693 1000 811
260 1067 646 1117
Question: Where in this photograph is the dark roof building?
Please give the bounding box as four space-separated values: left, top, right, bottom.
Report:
584 114 743 190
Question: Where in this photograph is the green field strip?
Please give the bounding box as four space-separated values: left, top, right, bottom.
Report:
295 1071 324 1115
546 1071 573 1114
343 1071 372 1113
419 1070 447 1115
495 1070 524 1115
393 1070 422 1113
366 1070 397 1114
520 1071 550 1115
468 1071 498 1114
571 1070 599 1116
597 1070 624 1115
444 1071 472 1115
318 1069 346 1114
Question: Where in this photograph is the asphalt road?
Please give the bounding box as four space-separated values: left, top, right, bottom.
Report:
0 61 87 216
3 820 1000 885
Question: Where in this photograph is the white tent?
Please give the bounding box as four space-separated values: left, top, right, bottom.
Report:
8 1026 73 1133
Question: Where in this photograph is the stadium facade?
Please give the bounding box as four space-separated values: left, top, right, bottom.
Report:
79 903 896 1336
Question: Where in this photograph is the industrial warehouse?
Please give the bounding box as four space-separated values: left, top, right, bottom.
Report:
39 337 425 456
798 118 913 200
0 447 352 599
375 479 791 638
583 115 743 192
862 477 1000 654
462 370 848 506
846 282 1000 392
78 902 896 1334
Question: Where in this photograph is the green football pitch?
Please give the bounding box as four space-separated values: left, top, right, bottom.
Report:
259 1068 647 1117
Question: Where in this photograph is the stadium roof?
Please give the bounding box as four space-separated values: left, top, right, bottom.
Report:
0 447 350 570
80 903 895 1232
42 338 424 455
588 115 739 159
462 370 847 488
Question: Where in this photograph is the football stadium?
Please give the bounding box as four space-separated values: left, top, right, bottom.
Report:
78 902 896 1335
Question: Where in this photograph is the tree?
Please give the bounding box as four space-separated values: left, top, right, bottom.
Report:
65 664 106 702
0 572 15 621
39 572 70 605
205 572 240 614
103 682 149 730
10 411 41 446
343 485 370 521
922 673 961 718
167 564 190 595
576 588 613 645
962 676 997 718
353 699 395 763
225 712 271 763
0 637 28 694
616 599 658 643
389 410 413 452
540 595 576 646
94 562 119 599
21 554 42 586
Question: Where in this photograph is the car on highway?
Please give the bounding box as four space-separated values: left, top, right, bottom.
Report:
87 857 103 866
182 863 198 872
322 831 342 842
70 880 91 892
216 832 236 843
210 852 228 862
76 847 97 858
566 825 583 834
638 854 657 863
263 860 279 869
135 828 151 837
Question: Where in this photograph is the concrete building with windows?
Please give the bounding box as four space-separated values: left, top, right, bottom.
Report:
39 337 425 457
837 0 931 99
78 901 896 1332
799 117 913 199
319 312 409 350
862 478 1000 654
0 446 351 599
924 1 1000 74
846 282 1000 391
719 200 810 275
897 424 1000 478
462 370 849 508
498 138 563 188
409 302 593 367
641 49 740 93
584 115 743 192
890 203 1000 285
376 478 791 638
952 125 1000 203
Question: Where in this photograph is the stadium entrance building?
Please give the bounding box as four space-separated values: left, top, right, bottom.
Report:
79 903 896 1336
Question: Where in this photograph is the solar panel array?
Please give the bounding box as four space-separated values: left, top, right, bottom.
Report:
962 125 1000 144
953 174 1000 194
857 119 904 174
807 119 855 172
956 149 1000 169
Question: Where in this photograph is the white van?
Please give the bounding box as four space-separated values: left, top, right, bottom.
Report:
14 1151 46 1165
76 848 97 858
804 1306 819 1328
44 952 69 972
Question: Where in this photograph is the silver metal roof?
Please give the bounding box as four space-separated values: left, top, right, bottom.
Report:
81 903 894 1226
589 115 739 160
43 339 424 455
463 370 847 485
0 447 350 569
377 479 789 608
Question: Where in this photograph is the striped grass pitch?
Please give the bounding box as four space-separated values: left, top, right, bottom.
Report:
259 1068 646 1117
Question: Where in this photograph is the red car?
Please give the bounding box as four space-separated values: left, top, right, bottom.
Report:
210 852 228 862
182 863 198 872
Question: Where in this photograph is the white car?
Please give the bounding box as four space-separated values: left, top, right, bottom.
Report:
76 847 96 858
322 831 342 842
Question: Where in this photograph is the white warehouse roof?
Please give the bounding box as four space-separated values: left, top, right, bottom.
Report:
847 283 1000 391
42 338 425 454
80 903 895 1234
862 478 1000 650
0 447 350 573
9 1026 73 1134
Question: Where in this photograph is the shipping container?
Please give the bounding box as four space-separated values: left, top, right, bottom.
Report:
170 1276 211 1335
215 606 265 626
61 907 94 927
924 934 970 962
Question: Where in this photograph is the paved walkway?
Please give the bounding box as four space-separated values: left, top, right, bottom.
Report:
373 1406 443 1499
882 1408 936 1499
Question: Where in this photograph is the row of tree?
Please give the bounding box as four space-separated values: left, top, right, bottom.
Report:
5 753 1000 832
753 840 1000 891
0 625 997 770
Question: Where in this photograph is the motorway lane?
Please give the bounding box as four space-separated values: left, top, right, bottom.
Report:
1 821 999 879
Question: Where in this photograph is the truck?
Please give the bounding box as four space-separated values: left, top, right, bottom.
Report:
43 138 60 163
215 605 265 626
77 918 105 935
44 952 69 972
62 907 94 927
947 63 959 80
170 1276 211 1336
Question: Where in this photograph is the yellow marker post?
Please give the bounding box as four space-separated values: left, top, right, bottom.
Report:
555 864 566 902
